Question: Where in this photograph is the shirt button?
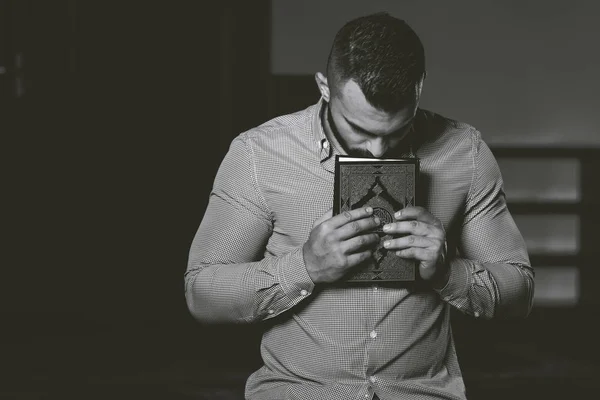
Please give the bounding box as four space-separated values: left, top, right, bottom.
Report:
373 285 378 292
474 311 480 318
300 289 308 296
322 141 329 149
369 330 377 339
369 375 377 383
267 309 274 315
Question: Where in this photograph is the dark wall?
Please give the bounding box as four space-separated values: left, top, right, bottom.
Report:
3 6 271 396
5 1 270 334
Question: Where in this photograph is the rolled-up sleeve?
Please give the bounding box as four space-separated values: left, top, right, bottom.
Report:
185 135 315 324
435 133 534 319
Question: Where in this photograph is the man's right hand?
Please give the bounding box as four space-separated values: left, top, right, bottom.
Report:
303 207 381 284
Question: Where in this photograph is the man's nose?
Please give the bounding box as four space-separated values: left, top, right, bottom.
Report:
369 138 388 158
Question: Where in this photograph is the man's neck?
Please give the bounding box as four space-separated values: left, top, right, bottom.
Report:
320 102 348 155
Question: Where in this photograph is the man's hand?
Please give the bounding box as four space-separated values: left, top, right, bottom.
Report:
381 206 448 284
303 207 381 284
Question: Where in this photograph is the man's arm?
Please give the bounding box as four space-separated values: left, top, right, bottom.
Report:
435 135 534 319
185 136 315 324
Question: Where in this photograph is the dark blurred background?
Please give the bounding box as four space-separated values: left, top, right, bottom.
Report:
2 1 599 399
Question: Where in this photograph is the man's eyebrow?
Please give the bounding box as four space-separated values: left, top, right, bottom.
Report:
344 116 413 137
344 117 374 135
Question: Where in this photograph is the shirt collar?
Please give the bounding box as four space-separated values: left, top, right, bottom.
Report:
311 96 334 163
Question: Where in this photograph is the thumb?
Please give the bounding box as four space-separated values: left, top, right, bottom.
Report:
313 207 333 228
419 262 436 281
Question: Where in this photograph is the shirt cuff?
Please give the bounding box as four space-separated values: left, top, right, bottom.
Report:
434 258 470 302
278 247 315 300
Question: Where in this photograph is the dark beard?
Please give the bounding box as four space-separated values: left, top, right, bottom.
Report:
326 103 410 159
327 105 376 158
347 142 407 159
347 147 376 158
347 142 406 159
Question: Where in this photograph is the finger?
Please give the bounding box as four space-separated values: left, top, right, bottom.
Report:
336 215 381 240
343 233 380 254
383 235 438 250
383 220 444 239
345 250 374 269
313 207 333 228
419 263 438 281
394 206 441 227
328 207 374 230
394 247 437 261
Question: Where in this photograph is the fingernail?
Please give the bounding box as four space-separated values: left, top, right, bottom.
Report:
383 241 391 248
366 207 373 214
382 224 391 231
395 210 402 218
373 217 380 225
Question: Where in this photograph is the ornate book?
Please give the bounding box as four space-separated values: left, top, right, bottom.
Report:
333 155 420 282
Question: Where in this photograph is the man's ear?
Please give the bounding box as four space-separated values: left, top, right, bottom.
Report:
315 72 330 102
416 72 426 98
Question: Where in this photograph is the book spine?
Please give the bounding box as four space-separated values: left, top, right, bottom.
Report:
333 155 341 215
414 158 420 207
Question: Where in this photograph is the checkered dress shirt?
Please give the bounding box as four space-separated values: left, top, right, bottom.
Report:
185 98 534 400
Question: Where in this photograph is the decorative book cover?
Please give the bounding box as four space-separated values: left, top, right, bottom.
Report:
333 155 420 282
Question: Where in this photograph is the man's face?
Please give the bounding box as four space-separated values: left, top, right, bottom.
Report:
326 79 419 158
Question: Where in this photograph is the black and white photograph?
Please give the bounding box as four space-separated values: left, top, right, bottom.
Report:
3 1 599 399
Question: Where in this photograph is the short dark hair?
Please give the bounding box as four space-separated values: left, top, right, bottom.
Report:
326 12 425 112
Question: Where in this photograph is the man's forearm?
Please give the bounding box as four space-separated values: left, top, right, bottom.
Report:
185 247 315 324
487 261 534 318
435 258 534 319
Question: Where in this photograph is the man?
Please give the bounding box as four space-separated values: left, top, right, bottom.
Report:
185 12 533 400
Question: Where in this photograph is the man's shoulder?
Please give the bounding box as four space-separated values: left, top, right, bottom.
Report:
416 108 483 150
417 108 480 137
236 103 318 145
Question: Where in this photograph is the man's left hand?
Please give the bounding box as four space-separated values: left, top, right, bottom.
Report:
381 206 448 283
